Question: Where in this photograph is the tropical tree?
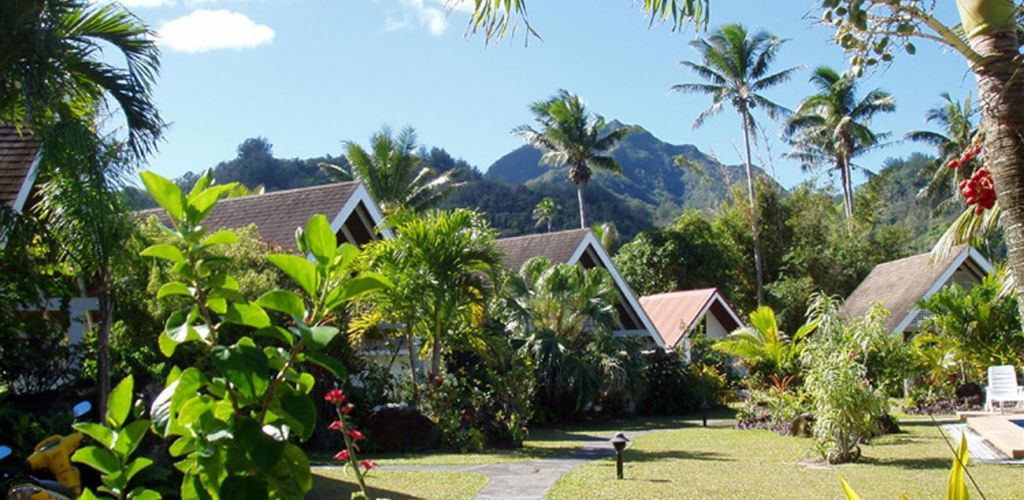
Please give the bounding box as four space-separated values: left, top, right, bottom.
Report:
369 209 501 378
713 306 817 386
906 92 977 206
784 66 895 220
512 257 643 420
515 90 628 228
0 0 163 158
532 197 558 233
328 126 460 213
592 222 618 250
672 23 796 304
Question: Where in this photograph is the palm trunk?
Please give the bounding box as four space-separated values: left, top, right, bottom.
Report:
430 303 442 379
968 25 1024 309
840 155 854 222
740 110 765 305
97 276 112 419
576 182 587 229
405 327 419 407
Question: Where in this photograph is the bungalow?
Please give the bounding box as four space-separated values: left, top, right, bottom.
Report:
135 180 392 248
495 229 665 348
639 288 743 361
1 125 97 345
843 245 993 336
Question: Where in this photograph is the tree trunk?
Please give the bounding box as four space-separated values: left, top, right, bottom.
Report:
969 26 1024 309
576 182 588 229
740 110 765 305
840 155 854 222
430 304 442 379
97 277 112 419
405 327 419 408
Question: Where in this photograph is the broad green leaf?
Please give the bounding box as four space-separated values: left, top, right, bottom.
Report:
80 488 101 500
201 229 237 247
221 476 269 500
295 373 315 394
258 290 306 319
948 433 970 499
207 273 240 291
267 254 318 297
336 243 359 269
302 326 339 352
188 170 213 197
114 419 151 457
73 446 119 475
266 442 312 497
141 171 185 222
160 311 198 357
127 488 161 500
206 297 227 314
141 244 184 264
306 352 346 379
187 184 235 221
212 339 270 402
123 457 154 483
324 273 392 311
224 302 271 328
304 214 336 264
157 282 191 299
73 422 114 449
107 375 134 428
277 389 316 440
169 436 194 457
254 326 294 347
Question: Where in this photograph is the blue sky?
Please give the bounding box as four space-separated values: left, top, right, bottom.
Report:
117 0 976 189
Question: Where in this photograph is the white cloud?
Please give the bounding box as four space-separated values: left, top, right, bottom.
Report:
158 9 275 53
388 0 471 36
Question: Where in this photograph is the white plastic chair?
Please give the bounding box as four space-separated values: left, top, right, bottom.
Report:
985 365 1024 412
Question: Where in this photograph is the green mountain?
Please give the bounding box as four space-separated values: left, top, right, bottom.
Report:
485 122 767 224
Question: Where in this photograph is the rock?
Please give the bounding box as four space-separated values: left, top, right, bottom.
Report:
956 382 984 407
788 413 814 437
365 403 440 452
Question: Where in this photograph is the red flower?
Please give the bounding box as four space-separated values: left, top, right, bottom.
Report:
341 403 355 415
328 420 344 431
332 449 350 461
348 429 366 441
360 459 376 471
324 389 347 405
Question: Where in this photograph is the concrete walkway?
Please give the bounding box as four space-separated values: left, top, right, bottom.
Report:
384 430 654 500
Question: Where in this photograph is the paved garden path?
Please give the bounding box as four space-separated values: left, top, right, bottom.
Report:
383 430 653 500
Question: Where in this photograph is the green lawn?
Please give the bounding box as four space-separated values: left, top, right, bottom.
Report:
309 468 488 499
549 418 1024 499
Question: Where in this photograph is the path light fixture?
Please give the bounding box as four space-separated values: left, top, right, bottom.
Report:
701 399 710 427
610 432 631 480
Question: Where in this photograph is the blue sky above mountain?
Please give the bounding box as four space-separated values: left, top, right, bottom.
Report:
108 0 973 189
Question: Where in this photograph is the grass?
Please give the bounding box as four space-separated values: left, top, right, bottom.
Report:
549 418 1024 499
309 468 488 499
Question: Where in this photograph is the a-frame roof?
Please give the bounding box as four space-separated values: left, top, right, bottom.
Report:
0 125 41 213
495 229 664 347
843 245 993 334
639 288 743 348
136 181 391 250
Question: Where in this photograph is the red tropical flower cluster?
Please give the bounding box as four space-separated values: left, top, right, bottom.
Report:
947 144 982 170
325 387 377 486
324 389 347 405
960 168 997 215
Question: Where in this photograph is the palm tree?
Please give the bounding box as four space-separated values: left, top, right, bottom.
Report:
592 222 617 250
328 126 461 213
377 209 501 378
0 0 164 158
906 93 977 206
672 23 796 305
784 67 895 220
532 197 558 233
712 306 817 385
515 90 628 229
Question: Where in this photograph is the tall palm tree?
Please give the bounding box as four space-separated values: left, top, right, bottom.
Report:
0 0 164 158
784 67 895 220
906 92 977 206
532 197 558 233
329 126 461 213
592 222 618 250
515 90 628 229
672 23 796 305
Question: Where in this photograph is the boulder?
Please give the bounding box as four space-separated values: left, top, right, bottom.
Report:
365 403 440 452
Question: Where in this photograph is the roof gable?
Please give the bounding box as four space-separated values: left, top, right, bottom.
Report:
0 126 41 212
639 288 743 348
135 181 390 250
843 246 993 333
495 229 664 347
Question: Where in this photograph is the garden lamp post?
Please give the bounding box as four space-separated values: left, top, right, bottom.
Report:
701 399 710 427
610 432 630 479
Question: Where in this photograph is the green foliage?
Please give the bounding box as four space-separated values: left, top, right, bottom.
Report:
840 433 972 500
736 387 811 435
713 306 816 387
140 171 388 499
916 272 1024 383
802 296 892 464
73 375 161 500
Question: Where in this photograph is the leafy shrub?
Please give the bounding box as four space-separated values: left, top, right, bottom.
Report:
638 348 697 415
736 387 810 435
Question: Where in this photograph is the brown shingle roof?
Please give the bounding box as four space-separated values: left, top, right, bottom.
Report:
135 182 360 251
0 125 40 210
843 246 971 332
494 229 590 272
639 288 741 348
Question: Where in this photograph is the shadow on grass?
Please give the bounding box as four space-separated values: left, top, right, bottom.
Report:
309 473 423 500
859 456 950 470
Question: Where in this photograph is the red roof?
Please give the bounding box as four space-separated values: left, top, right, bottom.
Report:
639 288 739 348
